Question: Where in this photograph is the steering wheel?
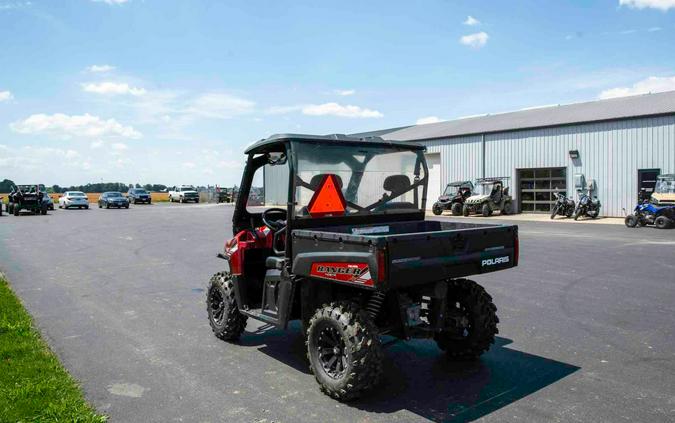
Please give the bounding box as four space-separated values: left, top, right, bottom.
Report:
261 208 287 232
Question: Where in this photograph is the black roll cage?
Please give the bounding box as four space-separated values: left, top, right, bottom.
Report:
233 136 429 259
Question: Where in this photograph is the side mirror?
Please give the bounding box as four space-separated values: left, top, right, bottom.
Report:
267 152 287 166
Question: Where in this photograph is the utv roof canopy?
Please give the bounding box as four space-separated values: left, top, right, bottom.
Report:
245 133 426 155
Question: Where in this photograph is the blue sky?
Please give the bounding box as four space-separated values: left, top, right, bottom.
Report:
1 0 674 186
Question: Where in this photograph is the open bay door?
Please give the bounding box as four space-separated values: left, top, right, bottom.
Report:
425 153 441 209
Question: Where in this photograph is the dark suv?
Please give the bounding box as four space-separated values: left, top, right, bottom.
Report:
127 188 152 204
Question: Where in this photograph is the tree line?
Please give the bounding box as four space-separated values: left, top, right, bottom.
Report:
0 179 167 193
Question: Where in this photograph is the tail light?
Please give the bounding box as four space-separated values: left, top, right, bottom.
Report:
514 234 519 266
376 249 387 283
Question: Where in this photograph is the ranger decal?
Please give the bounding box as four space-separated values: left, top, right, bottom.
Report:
310 262 374 286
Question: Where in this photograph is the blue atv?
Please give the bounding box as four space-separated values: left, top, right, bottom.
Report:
625 201 675 229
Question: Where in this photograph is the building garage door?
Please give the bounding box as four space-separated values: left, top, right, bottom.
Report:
425 153 441 208
518 168 566 213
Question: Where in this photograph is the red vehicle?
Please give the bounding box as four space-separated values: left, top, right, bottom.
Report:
207 134 519 400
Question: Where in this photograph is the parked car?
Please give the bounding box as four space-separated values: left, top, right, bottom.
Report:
127 188 152 204
169 185 199 203
8 184 48 216
462 178 513 217
59 191 89 209
98 192 130 209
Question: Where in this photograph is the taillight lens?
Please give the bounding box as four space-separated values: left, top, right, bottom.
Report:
377 249 387 283
514 234 519 266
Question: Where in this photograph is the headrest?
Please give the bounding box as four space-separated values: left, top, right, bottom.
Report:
383 175 411 193
309 174 343 190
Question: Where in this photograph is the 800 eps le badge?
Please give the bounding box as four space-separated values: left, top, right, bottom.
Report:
310 262 374 286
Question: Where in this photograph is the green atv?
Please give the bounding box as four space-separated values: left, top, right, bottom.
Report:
462 177 513 217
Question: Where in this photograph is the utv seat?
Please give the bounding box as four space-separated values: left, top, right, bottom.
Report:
490 185 502 204
377 175 416 210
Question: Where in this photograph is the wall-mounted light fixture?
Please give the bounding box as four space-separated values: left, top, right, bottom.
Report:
569 150 580 159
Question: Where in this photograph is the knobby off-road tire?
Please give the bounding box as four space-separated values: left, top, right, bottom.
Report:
206 272 247 341
655 216 671 229
502 202 512 215
625 214 639 228
432 203 443 216
451 202 462 216
14 204 20 216
481 203 491 217
435 278 499 360
462 205 470 217
307 302 383 401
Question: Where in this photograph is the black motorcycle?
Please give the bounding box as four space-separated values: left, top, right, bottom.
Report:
550 191 575 219
573 190 601 220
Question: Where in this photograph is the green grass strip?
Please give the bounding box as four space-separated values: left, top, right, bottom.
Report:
0 276 106 422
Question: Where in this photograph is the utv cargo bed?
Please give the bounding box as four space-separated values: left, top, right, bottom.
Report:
292 220 518 289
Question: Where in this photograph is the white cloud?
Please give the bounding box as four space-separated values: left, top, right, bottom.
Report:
266 105 303 115
182 162 196 169
460 32 489 48
86 64 115 73
90 140 104 149
333 89 355 96
111 142 128 151
302 102 383 118
11 113 142 139
648 26 663 31
82 82 146 96
0 1 32 11
92 0 129 5
416 116 443 125
619 0 675 10
0 90 12 102
598 75 675 99
184 93 255 119
464 16 480 26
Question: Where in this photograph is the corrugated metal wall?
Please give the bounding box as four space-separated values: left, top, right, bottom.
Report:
419 115 675 217
423 135 484 187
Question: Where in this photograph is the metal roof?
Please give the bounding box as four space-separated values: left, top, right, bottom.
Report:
245 133 425 154
383 91 675 142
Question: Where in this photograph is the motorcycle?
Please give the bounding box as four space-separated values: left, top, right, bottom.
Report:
573 190 601 220
550 191 575 219
625 200 675 229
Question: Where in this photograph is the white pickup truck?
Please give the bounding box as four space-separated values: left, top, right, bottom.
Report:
169 185 200 203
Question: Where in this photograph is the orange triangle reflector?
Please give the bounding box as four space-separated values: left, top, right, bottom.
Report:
307 174 346 217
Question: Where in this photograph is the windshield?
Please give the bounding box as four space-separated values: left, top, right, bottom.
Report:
180 187 195 192
443 185 459 196
655 178 675 194
292 142 427 218
134 189 148 194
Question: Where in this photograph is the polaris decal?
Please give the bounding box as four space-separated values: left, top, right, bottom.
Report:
481 256 510 267
310 262 374 286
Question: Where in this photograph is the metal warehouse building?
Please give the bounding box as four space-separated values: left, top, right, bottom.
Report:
265 91 675 217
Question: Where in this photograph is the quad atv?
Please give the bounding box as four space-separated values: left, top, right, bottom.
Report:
462 178 513 217
206 134 519 401
8 184 48 216
625 200 675 229
431 180 474 216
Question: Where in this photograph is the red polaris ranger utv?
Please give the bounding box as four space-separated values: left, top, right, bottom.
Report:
207 134 519 401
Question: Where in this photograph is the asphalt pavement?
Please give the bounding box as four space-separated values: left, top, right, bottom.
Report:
0 203 674 423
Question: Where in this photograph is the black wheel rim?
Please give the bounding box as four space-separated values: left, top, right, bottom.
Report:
209 288 226 326
316 323 348 379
